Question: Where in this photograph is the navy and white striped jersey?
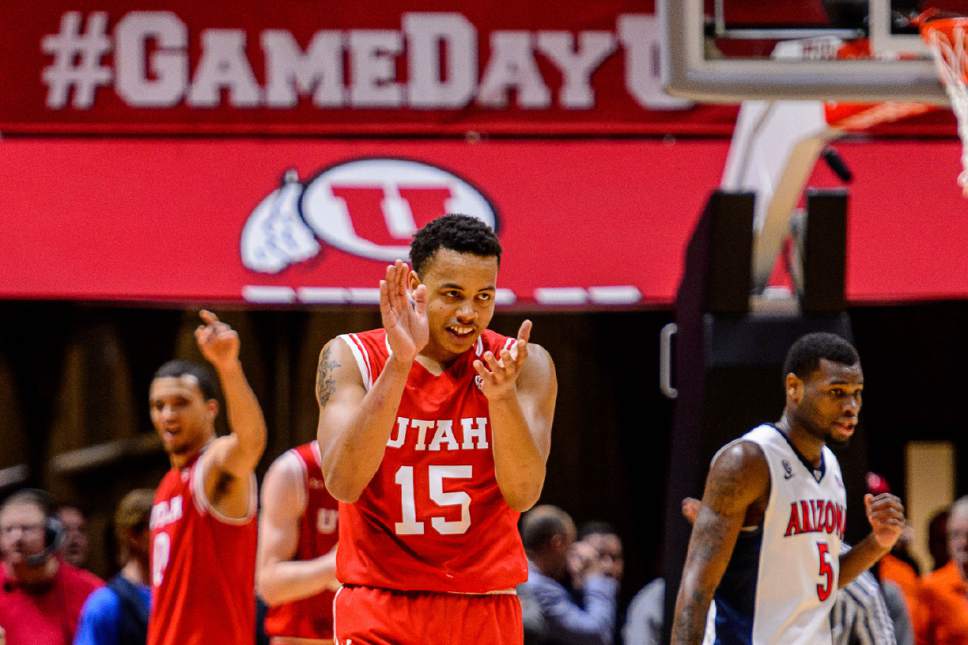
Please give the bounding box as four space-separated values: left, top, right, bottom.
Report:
830 567 898 645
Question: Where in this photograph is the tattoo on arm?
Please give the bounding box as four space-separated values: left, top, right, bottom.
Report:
316 345 340 407
673 589 710 643
672 444 764 644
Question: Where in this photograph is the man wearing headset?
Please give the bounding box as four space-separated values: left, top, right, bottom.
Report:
0 488 102 644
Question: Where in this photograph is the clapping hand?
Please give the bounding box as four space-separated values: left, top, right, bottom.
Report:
380 260 428 363
473 320 532 401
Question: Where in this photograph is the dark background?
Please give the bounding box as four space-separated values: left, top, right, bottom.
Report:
1 300 965 608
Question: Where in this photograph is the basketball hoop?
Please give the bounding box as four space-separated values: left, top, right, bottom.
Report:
920 12 968 196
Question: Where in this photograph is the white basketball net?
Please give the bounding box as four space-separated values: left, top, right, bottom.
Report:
926 22 968 195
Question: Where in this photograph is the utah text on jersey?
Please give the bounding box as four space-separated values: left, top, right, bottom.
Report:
387 416 490 451
150 496 183 531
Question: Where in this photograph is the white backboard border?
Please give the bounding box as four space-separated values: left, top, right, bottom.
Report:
660 0 947 104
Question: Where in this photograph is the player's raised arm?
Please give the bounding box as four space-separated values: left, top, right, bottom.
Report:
838 492 905 587
476 319 557 511
256 455 338 605
317 260 427 502
194 311 267 504
672 442 770 645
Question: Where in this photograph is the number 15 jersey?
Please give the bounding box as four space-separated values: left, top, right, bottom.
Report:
335 328 528 593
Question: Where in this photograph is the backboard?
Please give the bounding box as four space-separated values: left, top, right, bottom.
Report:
660 0 968 103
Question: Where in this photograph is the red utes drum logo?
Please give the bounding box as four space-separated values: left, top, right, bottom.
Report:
241 157 498 272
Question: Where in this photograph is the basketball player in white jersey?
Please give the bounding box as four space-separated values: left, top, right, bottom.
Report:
671 332 906 644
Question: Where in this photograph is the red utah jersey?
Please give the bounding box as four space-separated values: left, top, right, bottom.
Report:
264 441 340 639
336 328 528 593
148 452 258 645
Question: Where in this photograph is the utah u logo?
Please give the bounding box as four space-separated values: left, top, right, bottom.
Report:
241 158 499 273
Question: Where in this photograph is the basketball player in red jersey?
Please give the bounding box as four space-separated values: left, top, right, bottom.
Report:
316 214 558 645
147 310 267 645
257 440 340 644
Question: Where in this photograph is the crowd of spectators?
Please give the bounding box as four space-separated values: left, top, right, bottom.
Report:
914 498 968 644
73 490 153 645
517 486 968 645
518 506 622 645
0 490 102 644
1 482 966 644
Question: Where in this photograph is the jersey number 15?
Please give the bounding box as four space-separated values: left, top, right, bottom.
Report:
394 465 472 535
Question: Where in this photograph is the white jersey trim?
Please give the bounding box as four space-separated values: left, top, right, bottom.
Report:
311 440 322 468
338 333 373 391
278 449 308 516
190 453 258 525
332 585 344 644
447 587 517 596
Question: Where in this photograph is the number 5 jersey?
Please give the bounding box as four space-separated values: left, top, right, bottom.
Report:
707 424 847 645
336 328 528 593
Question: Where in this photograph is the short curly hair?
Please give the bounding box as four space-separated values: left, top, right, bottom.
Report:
782 332 859 381
409 214 501 276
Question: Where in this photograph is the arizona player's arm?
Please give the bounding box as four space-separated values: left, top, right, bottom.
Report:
838 492 905 587
257 454 338 605
317 261 429 502
671 442 770 645
475 320 558 511
195 310 268 519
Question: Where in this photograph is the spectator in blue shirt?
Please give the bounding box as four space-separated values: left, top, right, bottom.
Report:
74 489 154 645
518 505 619 645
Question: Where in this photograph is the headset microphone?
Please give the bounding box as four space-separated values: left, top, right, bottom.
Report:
24 515 65 568
2 489 65 570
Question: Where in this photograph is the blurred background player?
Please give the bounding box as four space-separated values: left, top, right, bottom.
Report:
316 214 558 644
518 505 619 645
74 488 154 645
257 440 339 645
0 488 102 645
672 333 905 644
146 310 267 645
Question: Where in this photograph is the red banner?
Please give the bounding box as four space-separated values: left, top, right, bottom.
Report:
1 138 968 306
0 139 723 305
0 0 749 135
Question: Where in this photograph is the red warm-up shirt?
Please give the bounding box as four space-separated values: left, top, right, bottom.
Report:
0 559 102 645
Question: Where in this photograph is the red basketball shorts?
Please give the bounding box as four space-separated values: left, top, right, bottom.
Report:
333 585 523 645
